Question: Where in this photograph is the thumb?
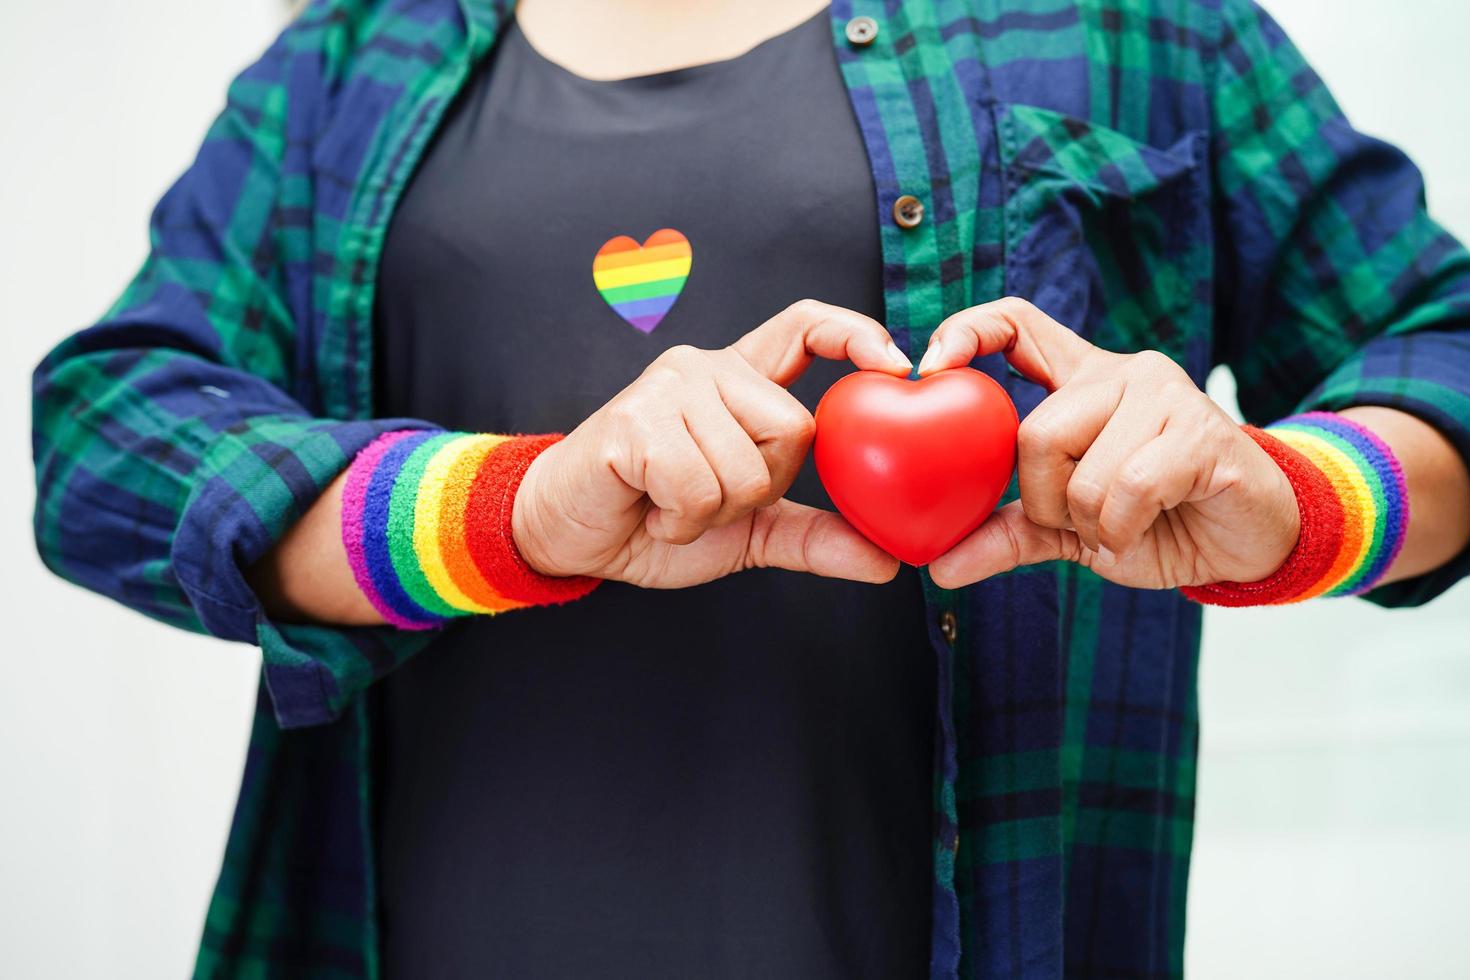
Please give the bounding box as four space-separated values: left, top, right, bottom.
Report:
747 499 900 583
927 500 1073 588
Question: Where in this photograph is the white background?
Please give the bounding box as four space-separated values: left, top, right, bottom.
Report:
1 1 1467 976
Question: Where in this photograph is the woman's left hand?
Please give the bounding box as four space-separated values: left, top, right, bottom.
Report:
920 298 1301 590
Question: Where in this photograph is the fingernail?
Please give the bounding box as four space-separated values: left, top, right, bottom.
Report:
917 339 944 375
1096 546 1117 566
886 341 913 370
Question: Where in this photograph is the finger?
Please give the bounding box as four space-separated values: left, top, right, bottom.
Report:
1016 381 1122 530
928 500 1082 589
638 420 724 545
746 499 901 584
714 367 814 499
731 299 912 386
681 391 775 525
1063 392 1165 552
1095 426 1209 560
917 296 1097 390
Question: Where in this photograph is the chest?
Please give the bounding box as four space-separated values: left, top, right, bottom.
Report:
306 0 1218 421
371 15 883 442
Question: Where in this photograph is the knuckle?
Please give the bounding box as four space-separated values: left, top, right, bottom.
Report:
1019 490 1068 528
712 346 748 372
594 441 625 475
1066 477 1107 517
1213 461 1245 490
1116 461 1159 499
1130 349 1181 378
761 397 815 445
605 395 647 432
639 362 684 390
1201 405 1237 440
1017 414 1062 455
653 344 705 373
781 405 817 443
785 297 824 321
681 482 723 520
995 296 1035 316
730 469 773 508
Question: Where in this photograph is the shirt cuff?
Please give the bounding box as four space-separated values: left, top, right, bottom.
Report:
171 413 438 727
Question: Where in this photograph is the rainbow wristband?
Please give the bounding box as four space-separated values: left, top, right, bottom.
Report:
1182 412 1408 607
341 429 600 629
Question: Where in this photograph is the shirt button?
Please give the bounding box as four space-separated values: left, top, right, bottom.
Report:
893 194 925 229
845 16 879 46
939 610 958 645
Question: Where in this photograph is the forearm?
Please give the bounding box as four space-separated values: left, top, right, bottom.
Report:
249 430 603 629
248 469 385 626
1339 406 1470 585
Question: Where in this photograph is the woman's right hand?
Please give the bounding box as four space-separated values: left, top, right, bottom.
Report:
511 300 915 588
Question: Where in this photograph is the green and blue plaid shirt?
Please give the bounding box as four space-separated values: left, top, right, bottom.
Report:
31 0 1470 976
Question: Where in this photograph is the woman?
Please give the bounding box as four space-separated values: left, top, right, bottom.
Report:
31 0 1470 977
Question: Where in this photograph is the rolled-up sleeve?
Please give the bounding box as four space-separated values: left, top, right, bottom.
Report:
1210 0 1470 606
30 1 435 727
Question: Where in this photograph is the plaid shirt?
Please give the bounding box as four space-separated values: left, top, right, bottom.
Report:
30 0 1470 976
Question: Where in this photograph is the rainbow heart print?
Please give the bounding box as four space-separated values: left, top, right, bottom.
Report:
592 228 692 333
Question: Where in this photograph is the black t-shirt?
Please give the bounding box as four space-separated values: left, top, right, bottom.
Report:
372 13 935 978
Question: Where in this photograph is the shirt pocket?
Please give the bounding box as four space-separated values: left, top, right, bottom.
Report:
995 102 1210 373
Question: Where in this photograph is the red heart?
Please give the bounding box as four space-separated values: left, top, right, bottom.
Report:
814 368 1019 566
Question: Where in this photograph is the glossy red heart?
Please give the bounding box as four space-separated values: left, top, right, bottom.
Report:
813 368 1019 566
